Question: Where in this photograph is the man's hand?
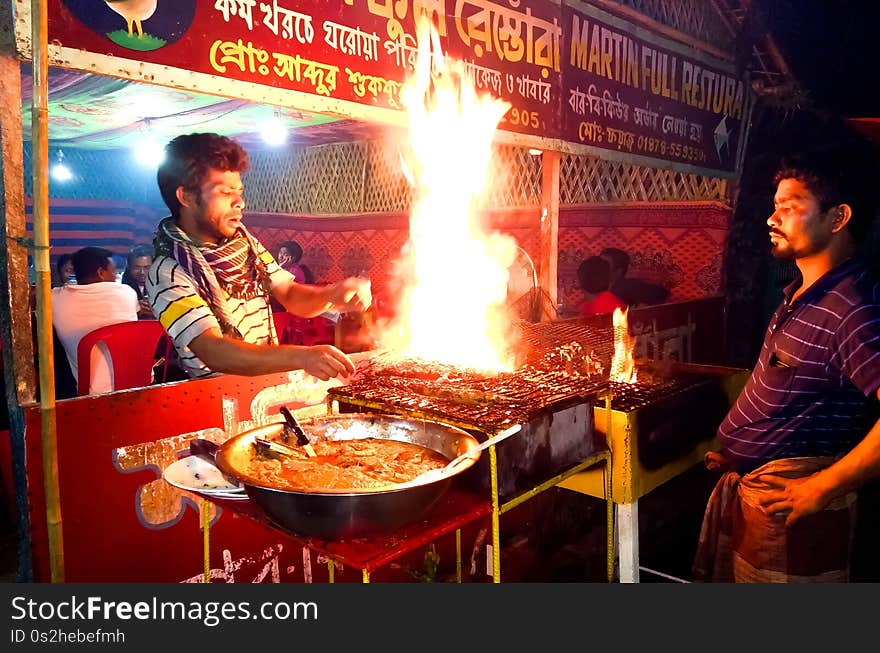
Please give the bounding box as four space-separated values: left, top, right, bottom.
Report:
294 344 356 381
272 276 372 318
189 328 357 379
704 451 730 472
327 278 372 313
757 473 832 526
137 298 153 318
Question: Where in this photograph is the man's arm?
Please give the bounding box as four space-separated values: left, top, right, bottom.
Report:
148 258 355 380
760 386 880 525
187 327 355 380
271 276 372 318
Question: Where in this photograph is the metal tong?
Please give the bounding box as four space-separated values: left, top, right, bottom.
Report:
252 437 299 459
279 406 317 458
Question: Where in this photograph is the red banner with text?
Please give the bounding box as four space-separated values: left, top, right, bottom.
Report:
44 0 746 175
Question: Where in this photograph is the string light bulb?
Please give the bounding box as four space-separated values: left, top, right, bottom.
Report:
50 149 73 182
134 120 165 167
260 109 288 146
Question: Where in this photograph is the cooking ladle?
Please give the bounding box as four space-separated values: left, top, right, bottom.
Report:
399 423 523 488
279 406 317 458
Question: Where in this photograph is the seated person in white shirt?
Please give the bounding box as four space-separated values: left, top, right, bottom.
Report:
52 246 139 395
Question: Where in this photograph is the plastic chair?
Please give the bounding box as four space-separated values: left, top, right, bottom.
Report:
272 311 295 344
273 311 335 347
76 320 172 395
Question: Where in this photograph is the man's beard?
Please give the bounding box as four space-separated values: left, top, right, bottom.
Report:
770 244 793 259
769 232 793 259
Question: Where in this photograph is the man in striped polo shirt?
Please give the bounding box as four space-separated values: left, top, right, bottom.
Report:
146 133 371 382
694 148 880 582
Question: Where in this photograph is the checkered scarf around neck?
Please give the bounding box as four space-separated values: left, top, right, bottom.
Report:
154 217 276 341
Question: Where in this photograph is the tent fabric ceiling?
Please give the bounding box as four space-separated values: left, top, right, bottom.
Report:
20 64 381 150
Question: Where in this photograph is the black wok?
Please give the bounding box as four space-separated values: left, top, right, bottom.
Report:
191 413 480 540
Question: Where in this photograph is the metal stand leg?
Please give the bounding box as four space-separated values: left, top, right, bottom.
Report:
456 529 462 583
604 457 614 582
201 499 210 584
489 444 501 583
616 501 639 583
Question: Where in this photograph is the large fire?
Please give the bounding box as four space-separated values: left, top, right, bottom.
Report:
378 19 518 372
610 307 637 383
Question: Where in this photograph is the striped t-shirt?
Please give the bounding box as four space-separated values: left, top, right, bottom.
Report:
146 238 295 379
719 258 880 475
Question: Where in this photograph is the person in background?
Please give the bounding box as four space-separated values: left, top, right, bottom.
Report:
600 247 670 307
121 244 155 319
52 246 139 395
53 253 75 287
693 148 880 582
147 132 371 382
577 255 626 317
275 240 313 284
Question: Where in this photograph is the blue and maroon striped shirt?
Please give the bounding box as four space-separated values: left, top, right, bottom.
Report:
719 258 880 475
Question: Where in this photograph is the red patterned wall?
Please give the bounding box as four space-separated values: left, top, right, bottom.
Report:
247 208 543 314
247 212 409 316
27 197 729 314
247 202 731 315
558 202 732 314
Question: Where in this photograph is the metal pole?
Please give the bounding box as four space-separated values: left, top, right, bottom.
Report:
31 0 64 582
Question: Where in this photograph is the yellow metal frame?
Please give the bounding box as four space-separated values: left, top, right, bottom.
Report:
493 447 613 582
559 367 749 503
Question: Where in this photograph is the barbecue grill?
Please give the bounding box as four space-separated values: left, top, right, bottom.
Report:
328 318 744 501
328 353 604 498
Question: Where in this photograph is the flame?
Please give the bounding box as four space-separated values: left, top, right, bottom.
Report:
610 308 637 383
378 18 517 372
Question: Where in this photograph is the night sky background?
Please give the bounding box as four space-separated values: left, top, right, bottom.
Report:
756 0 880 118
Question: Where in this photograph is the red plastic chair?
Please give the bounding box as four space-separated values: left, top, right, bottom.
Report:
76 320 172 395
272 311 295 344
273 311 335 346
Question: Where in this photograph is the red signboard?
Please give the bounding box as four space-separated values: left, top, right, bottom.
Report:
40 0 746 176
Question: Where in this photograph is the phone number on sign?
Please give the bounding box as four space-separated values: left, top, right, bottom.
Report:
577 122 708 163
636 136 707 163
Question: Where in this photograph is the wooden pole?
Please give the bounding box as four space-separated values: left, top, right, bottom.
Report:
32 0 64 582
0 3 37 581
538 150 560 321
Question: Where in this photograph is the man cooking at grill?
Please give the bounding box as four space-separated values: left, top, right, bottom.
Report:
693 147 880 582
147 132 371 381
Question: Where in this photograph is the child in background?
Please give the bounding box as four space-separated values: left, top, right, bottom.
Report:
577 255 626 317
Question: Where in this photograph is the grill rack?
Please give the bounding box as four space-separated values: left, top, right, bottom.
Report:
330 357 607 432
607 377 710 412
330 320 704 431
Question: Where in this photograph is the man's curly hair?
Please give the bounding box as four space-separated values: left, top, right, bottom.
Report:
157 133 249 218
774 147 876 239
